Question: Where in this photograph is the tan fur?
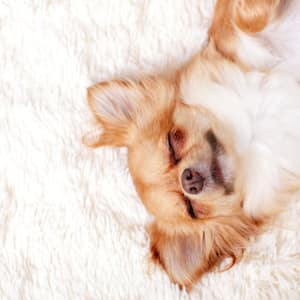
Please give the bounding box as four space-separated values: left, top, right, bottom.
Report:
234 0 281 33
83 0 286 291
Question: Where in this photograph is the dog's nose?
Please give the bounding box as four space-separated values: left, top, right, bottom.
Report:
181 168 205 195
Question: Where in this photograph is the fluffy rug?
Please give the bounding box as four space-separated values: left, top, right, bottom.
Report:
0 0 299 299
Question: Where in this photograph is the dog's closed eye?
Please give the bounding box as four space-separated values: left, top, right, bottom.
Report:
183 196 197 219
167 129 184 165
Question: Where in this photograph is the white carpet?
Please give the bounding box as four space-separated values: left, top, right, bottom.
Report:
0 0 299 299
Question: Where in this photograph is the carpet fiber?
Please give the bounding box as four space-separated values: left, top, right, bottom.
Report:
0 0 299 299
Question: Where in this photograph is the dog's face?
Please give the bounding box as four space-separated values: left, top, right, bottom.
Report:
85 77 258 289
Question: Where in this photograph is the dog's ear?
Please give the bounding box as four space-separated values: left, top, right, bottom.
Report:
84 77 175 148
149 223 211 291
149 216 258 290
84 80 145 147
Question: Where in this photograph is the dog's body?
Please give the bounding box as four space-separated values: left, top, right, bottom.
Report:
84 0 300 290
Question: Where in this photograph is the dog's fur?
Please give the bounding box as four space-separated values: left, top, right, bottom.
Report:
84 0 300 290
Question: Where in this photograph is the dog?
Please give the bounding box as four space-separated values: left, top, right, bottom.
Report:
84 0 300 290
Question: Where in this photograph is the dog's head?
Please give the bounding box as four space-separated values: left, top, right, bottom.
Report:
84 77 258 289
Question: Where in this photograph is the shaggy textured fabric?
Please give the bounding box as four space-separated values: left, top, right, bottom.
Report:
0 0 299 299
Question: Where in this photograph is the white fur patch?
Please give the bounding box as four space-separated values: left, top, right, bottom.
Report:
235 29 279 69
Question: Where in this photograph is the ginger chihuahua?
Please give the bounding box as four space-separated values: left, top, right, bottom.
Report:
84 0 300 290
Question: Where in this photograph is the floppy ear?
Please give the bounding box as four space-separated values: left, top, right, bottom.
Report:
149 224 211 291
84 80 145 147
84 77 175 147
149 216 258 290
